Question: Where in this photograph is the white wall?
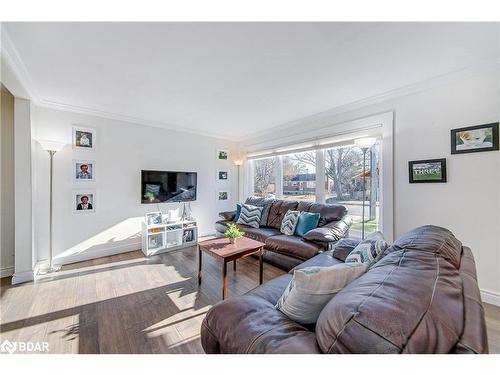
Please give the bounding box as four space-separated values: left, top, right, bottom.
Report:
32 107 238 265
1 88 15 277
243 65 500 301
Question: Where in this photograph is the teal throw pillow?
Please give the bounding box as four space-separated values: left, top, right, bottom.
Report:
295 212 320 237
233 203 242 222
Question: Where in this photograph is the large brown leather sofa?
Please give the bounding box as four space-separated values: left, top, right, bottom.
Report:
215 198 352 271
201 225 488 354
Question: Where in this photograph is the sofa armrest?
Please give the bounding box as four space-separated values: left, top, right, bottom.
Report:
219 210 236 221
303 215 352 243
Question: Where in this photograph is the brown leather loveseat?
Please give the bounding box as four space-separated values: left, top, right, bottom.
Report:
215 197 352 271
201 225 488 354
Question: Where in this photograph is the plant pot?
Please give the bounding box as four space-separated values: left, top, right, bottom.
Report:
229 237 236 244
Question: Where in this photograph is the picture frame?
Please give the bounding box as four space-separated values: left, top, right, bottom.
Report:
451 122 499 154
148 233 164 250
73 190 96 213
217 170 228 181
217 149 228 160
145 211 163 226
73 125 96 151
408 158 447 183
73 159 96 182
217 191 229 201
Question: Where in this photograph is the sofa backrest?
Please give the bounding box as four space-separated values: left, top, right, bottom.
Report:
266 200 298 229
315 225 470 353
297 201 348 227
257 198 349 229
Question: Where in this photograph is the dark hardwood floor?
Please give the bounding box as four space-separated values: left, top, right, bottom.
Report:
1 245 499 354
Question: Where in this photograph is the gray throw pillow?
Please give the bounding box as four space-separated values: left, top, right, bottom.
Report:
236 204 263 228
345 235 388 267
332 238 361 261
245 197 274 226
276 263 368 324
280 210 300 235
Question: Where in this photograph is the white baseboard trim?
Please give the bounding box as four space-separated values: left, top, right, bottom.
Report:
0 266 15 278
481 289 500 307
12 270 34 285
53 239 142 266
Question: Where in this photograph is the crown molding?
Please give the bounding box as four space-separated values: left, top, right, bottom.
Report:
242 59 500 146
36 98 237 141
1 28 41 101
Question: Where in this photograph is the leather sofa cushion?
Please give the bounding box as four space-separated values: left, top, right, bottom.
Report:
201 274 322 354
297 201 348 227
385 225 462 269
265 235 324 260
316 225 464 354
267 200 298 229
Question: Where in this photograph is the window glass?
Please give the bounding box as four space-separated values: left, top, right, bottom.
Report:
253 157 276 198
324 143 380 238
282 151 316 202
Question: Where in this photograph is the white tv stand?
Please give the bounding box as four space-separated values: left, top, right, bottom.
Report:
141 218 198 256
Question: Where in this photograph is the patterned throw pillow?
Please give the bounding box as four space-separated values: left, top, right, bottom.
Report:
276 263 368 324
345 238 388 267
236 204 263 228
245 197 274 226
280 210 300 235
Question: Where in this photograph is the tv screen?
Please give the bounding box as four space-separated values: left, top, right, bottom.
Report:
141 170 197 204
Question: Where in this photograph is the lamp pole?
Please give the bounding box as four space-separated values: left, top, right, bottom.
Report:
38 140 65 274
361 147 368 240
354 137 376 240
46 150 61 272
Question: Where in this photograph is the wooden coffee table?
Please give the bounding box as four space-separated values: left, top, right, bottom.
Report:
197 237 265 300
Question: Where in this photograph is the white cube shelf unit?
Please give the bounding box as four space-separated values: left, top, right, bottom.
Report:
142 219 198 256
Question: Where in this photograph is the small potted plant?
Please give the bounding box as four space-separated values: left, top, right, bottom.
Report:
224 223 245 244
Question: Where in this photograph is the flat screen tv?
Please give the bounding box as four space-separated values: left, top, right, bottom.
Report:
141 170 197 204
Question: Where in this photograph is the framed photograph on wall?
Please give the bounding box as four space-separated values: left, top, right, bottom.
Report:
73 191 96 213
217 149 228 160
217 191 229 201
217 170 228 181
451 122 499 154
73 160 96 182
408 158 447 183
73 125 96 151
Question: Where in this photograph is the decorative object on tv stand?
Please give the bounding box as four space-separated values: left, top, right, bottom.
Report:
72 125 96 151
408 158 447 184
73 190 96 213
224 223 245 244
354 137 377 240
141 216 198 256
451 122 499 154
145 211 163 226
38 139 66 274
73 159 96 182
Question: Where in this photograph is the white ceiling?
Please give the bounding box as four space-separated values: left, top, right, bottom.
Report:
3 22 499 140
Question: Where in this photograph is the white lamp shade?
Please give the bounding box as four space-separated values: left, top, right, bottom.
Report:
234 160 243 166
354 137 377 148
39 139 66 152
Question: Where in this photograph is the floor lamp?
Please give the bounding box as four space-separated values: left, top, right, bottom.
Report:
234 159 243 202
39 140 66 273
354 137 376 240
